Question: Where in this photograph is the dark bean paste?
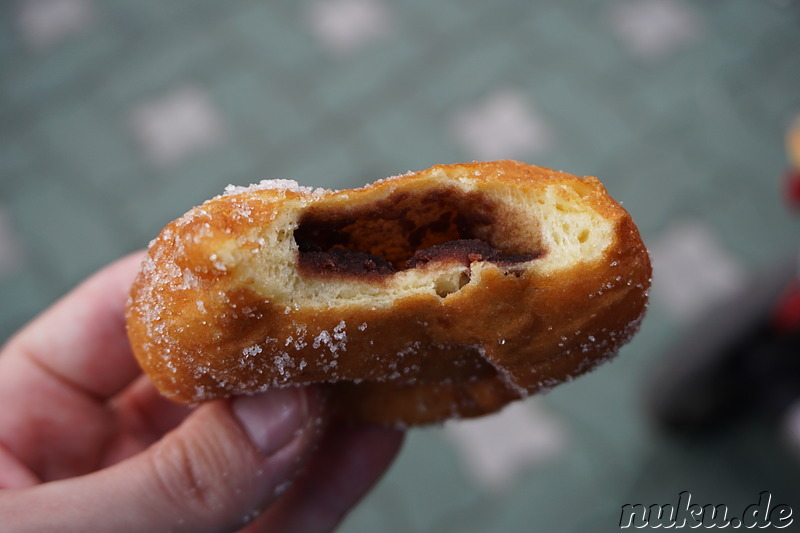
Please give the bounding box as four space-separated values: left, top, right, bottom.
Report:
294 186 542 280
297 241 396 277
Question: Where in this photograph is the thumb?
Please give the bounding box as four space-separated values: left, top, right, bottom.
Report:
1 387 325 533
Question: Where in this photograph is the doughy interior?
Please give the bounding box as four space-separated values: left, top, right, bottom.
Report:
223 179 614 308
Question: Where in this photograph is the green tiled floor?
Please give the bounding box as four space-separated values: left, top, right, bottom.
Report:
1 1 799 531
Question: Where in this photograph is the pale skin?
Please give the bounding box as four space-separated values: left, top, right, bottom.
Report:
0 253 404 532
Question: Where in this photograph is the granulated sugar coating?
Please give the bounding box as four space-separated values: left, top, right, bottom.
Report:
223 179 329 198
125 161 651 425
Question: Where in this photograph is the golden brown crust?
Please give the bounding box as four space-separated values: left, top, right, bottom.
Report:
126 160 651 426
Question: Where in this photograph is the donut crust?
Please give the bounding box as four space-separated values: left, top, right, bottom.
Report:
126 160 651 425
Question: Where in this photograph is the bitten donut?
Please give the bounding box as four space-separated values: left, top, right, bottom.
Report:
126 160 651 426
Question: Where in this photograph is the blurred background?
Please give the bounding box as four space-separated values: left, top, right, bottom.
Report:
1 0 799 531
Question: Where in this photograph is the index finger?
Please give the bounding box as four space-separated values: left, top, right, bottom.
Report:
1 252 145 401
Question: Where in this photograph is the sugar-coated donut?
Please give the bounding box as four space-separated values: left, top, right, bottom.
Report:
126 160 651 426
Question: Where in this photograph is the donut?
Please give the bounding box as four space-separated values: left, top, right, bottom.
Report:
126 160 651 426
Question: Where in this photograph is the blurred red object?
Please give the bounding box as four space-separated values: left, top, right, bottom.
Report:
787 114 800 209
785 168 800 210
773 281 800 332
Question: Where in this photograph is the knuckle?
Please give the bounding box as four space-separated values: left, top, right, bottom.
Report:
147 434 238 522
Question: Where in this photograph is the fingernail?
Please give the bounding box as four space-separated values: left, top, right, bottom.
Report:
232 387 308 456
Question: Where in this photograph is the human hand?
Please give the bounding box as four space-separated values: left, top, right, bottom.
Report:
0 253 404 532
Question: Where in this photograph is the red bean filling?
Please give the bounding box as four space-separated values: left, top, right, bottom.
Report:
298 238 540 279
294 186 542 280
